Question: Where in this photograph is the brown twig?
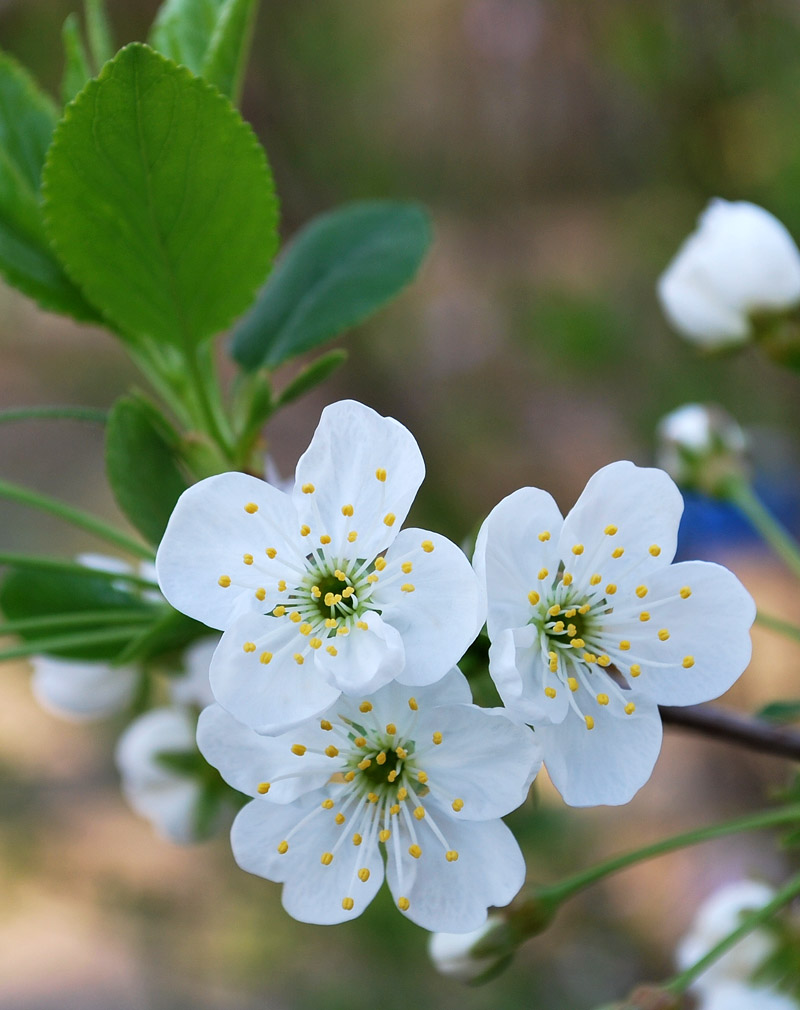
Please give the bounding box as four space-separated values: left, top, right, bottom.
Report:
660 704 800 762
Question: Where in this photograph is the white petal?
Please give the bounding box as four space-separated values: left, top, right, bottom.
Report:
169 636 218 709
374 528 484 687
536 696 663 806
314 610 405 695
31 656 137 720
292 400 425 560
611 560 755 706
700 983 796 1010
416 704 541 819
488 625 569 725
558 461 683 584
385 812 526 933
344 668 474 738
231 797 385 924
474 487 563 636
156 472 302 631
210 615 341 734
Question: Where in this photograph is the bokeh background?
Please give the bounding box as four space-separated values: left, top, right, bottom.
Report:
2 0 800 1007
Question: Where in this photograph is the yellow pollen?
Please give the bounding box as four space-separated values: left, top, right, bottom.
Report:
590 573 602 586
567 624 577 637
291 744 306 756
408 697 418 711
549 659 558 673
446 850 459 862
639 611 650 622
548 604 561 617
388 771 398 784
538 568 549 580
344 771 356 782
302 483 315 494
376 752 387 765
358 868 370 882
389 802 400 813
562 573 574 587
636 585 648 598
630 663 642 677
312 586 322 598
384 513 396 527
597 693 609 705
290 611 302 623
321 799 334 810
398 897 410 911
401 583 415 593
417 770 428 783
379 829 391 843
606 584 617 595
320 719 333 731
310 637 323 650
625 702 636 715
366 574 379 584
528 590 540 605
582 652 597 663
568 677 578 692
385 723 397 735
432 731 443 745
324 592 336 606
257 782 270 794
565 608 577 619
273 605 286 617
612 547 624 559
680 586 692 599
572 544 584 556
683 655 695 668
604 524 618 536
358 758 371 771
325 618 338 628
319 534 331 545
579 604 591 615
353 833 363 845
421 540 434 553
337 626 350 636
341 504 354 516
597 655 610 667
367 792 379 804
619 640 630 651
375 468 387 482
658 628 670 641
326 645 338 656
300 525 311 536
243 642 256 653
359 701 373 713
538 531 551 541
243 553 254 565
218 575 231 587
325 745 339 758
401 561 413 574
342 897 354 910
255 587 266 601
649 544 661 557
354 736 366 748
553 621 565 633
452 798 464 811
585 716 595 730
299 622 312 636
266 547 277 558
408 844 422 859
544 687 557 699
570 638 585 649
414 806 425 820
397 787 408 800
348 531 358 542
260 651 272 665
277 840 288 854
374 557 387 572
293 653 304 665
244 502 258 514
335 813 346 825
342 587 355 599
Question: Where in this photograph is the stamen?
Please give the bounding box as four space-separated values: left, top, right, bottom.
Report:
244 502 258 514
218 575 231 587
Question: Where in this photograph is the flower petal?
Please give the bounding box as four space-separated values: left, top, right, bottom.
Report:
488 625 569 725
32 656 137 721
313 610 405 695
536 696 663 806
292 400 425 560
156 471 303 631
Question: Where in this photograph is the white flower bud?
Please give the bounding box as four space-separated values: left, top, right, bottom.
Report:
427 916 504 981
656 403 748 494
658 199 800 347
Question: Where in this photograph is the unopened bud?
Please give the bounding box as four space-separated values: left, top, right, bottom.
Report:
428 916 508 983
656 403 748 496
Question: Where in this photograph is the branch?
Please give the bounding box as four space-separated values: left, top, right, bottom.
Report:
660 703 800 761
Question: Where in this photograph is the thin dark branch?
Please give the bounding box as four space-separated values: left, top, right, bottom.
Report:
660 704 800 762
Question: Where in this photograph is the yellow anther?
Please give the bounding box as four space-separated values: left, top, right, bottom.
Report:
528 590 540 605
538 531 551 542
348 531 358 542
326 645 338 656
590 573 602 586
409 844 422 859
604 524 618 536
452 798 464 811
568 677 578 692
291 744 306 756
417 770 428 784
548 650 557 662
596 693 609 705
335 813 346 825
299 622 312 636
243 553 254 566
636 585 648 598
341 504 354 516
356 620 369 630
342 587 355 599
325 617 338 628
324 592 336 606
374 557 387 572
218 575 231 588
408 697 418 711
549 659 558 673
358 868 370 882
619 640 630 651
597 655 610 667
360 701 373 713
579 604 591 615
320 719 333 731
397 787 408 800
325 745 339 758
421 540 434 553
273 605 286 617
658 628 670 641
266 547 277 558
625 702 636 715
257 782 270 794
388 771 398 783
353 833 363 845
321 799 335 810
585 716 595 730
401 583 415 593
243 641 256 653
309 637 322 650
548 604 561 617
375 468 387 482
572 544 584 556
342 897 354 910
432 731 443 745
379 829 391 843
302 483 315 494
367 792 379 804
414 806 425 820
389 802 400 813
384 513 396 527
553 621 565 633
300 524 311 536
255 587 266 601
649 544 661 556
376 752 387 765
611 547 624 559
277 840 289 854
538 567 549 580
544 687 557 699
337 625 350 635
582 652 597 663
260 651 273 665
244 502 258 514
290 611 302 623
385 723 397 735
344 771 356 782
680 586 692 599
367 574 379 584
639 611 650 622
567 624 577 638
294 653 304 665
312 586 322 598
446 850 459 862
320 534 331 545
401 561 413 574
605 584 617 595
358 758 372 771
565 608 577 619
562 572 574 587
398 897 410 911
630 664 641 677
354 736 366 748
570 638 585 649
683 655 695 668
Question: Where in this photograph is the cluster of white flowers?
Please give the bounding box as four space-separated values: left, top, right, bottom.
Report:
153 399 755 932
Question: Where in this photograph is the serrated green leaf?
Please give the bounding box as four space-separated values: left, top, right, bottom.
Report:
231 201 431 370
106 396 188 546
85 0 113 70
149 0 227 73
276 348 347 407
43 43 278 351
202 0 259 102
61 15 92 105
758 700 800 724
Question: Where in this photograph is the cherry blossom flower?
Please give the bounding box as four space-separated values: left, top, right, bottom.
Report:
474 461 755 806
157 400 483 733
197 669 540 931
428 915 504 980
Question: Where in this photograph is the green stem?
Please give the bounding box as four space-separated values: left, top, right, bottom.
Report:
0 406 107 424
723 477 800 581
186 347 235 462
0 626 139 661
0 478 153 560
755 611 800 644
0 554 159 589
664 869 800 995
0 609 156 636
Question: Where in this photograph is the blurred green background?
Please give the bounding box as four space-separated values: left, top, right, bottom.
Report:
2 1 800 1007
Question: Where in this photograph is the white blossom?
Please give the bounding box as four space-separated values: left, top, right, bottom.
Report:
157 400 483 734
700 982 798 1010
197 670 540 931
656 403 748 493
428 916 504 980
474 461 755 806
658 199 800 347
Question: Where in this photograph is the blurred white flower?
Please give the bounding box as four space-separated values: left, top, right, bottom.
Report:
658 199 800 347
168 636 217 709
31 655 139 721
656 403 748 494
428 915 504 980
700 982 798 1010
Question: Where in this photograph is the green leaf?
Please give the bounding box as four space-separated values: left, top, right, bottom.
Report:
61 15 92 105
85 0 114 70
276 348 348 407
154 748 202 775
149 0 228 74
112 607 208 666
43 43 278 351
202 0 259 102
231 201 431 370
105 396 189 546
757 700 800 725
0 51 56 191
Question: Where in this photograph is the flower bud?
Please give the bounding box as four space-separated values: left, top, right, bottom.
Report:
658 199 800 348
428 916 509 982
655 403 748 496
